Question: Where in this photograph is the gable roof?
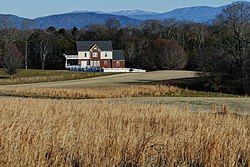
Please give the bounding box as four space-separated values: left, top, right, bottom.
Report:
76 41 113 51
113 50 125 60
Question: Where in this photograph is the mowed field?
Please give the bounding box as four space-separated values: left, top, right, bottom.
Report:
1 70 249 114
6 70 197 88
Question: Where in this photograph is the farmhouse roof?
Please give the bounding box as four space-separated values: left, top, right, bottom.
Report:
76 41 113 51
113 50 125 60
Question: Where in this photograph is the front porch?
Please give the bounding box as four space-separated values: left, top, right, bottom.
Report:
64 54 105 69
66 65 146 73
64 54 145 73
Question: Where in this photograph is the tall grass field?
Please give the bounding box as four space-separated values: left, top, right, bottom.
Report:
0 85 235 99
0 97 249 166
0 69 112 85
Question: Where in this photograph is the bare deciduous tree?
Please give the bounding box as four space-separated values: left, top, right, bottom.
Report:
215 2 250 93
140 20 164 37
0 16 32 69
2 44 22 79
21 30 33 70
189 23 208 50
39 36 52 70
0 16 22 44
32 31 53 70
195 2 250 93
123 27 147 66
153 39 188 70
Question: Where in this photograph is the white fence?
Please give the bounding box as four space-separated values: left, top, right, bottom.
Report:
65 55 78 59
66 66 146 73
103 68 146 73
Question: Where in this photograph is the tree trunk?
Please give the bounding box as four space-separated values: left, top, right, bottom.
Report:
42 62 45 70
25 41 28 70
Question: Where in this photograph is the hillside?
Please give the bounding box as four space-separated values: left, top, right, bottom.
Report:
0 12 142 29
34 12 142 29
112 1 250 23
128 6 224 23
0 14 30 29
0 1 249 29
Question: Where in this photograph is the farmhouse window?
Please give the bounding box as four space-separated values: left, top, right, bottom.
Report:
92 52 98 57
116 62 120 67
97 61 100 67
91 61 100 67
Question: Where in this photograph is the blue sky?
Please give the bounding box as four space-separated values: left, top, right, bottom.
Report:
0 0 247 18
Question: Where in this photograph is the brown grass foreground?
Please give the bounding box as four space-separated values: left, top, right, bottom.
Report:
0 97 249 166
0 85 181 99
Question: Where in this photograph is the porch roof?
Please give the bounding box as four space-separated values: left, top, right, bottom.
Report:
113 50 125 60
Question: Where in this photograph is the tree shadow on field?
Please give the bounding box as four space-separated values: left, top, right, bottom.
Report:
0 76 8 79
118 77 227 94
153 77 209 91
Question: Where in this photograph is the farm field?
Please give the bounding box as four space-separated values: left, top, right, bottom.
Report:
0 96 249 166
0 69 113 85
99 97 250 115
0 0 249 165
0 69 72 78
6 70 197 88
0 70 249 166
0 71 248 115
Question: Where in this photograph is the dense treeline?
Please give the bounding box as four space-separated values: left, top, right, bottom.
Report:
0 2 249 94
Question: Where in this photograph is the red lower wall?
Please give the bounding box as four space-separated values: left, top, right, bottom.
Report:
77 59 125 68
112 61 125 68
100 60 112 68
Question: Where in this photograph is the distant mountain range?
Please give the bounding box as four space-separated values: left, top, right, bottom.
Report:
0 1 249 30
119 7 224 22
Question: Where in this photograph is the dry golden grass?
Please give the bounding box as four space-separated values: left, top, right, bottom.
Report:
0 85 181 99
0 97 249 166
0 72 112 85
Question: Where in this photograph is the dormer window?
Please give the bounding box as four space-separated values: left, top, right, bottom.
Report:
93 47 98 51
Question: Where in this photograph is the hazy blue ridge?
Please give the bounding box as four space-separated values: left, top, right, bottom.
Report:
0 1 249 29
